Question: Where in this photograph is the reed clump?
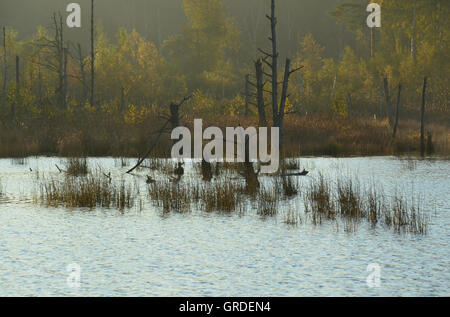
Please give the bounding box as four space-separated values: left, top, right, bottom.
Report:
304 175 429 234
65 157 89 176
305 174 336 224
148 180 199 213
258 186 279 216
202 181 244 213
39 172 137 211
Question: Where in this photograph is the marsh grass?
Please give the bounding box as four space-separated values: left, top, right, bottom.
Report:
39 172 138 211
203 181 245 213
282 159 300 170
148 180 198 213
257 185 279 216
65 157 89 176
305 174 336 225
305 174 429 234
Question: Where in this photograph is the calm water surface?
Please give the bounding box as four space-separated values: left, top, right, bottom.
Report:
0 156 448 296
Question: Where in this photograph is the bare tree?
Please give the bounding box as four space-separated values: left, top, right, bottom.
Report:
90 0 95 107
244 74 250 117
32 13 68 109
420 77 427 157
383 77 394 126
2 26 7 109
254 59 267 126
411 0 417 63
393 84 402 138
257 0 302 147
76 43 88 104
11 55 18 123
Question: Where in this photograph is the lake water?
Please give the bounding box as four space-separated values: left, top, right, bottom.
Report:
0 156 448 296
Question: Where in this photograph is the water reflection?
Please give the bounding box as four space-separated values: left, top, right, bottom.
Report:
0 156 448 296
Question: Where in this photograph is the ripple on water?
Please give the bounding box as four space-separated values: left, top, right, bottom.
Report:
0 157 448 296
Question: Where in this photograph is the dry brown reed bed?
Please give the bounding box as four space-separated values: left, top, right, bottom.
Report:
38 172 139 211
30 156 430 235
145 160 429 235
1 113 448 158
304 174 429 234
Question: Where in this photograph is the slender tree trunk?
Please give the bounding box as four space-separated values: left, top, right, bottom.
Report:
63 48 68 109
370 27 374 58
393 84 402 138
411 0 417 63
346 93 352 116
420 77 427 157
244 74 250 117
77 43 87 105
377 85 383 119
269 0 278 126
2 26 7 109
383 77 394 126
12 55 18 123
255 59 266 127
90 0 95 107
37 56 42 109
278 58 291 146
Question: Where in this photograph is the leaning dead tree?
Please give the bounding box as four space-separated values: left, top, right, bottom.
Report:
126 95 192 174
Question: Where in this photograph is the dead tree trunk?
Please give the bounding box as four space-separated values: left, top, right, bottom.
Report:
346 92 352 117
278 58 291 146
2 26 7 109
244 74 250 117
370 27 374 58
257 0 301 151
269 0 278 126
12 55 18 123
63 47 68 109
255 59 266 127
90 0 95 107
420 77 427 157
77 43 87 105
242 135 259 192
383 77 394 126
126 96 191 174
377 85 383 119
169 102 180 132
411 0 417 63
52 13 65 109
393 84 402 138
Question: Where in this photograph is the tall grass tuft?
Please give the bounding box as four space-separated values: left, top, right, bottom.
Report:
65 158 89 176
39 172 137 211
305 173 336 224
304 174 429 234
